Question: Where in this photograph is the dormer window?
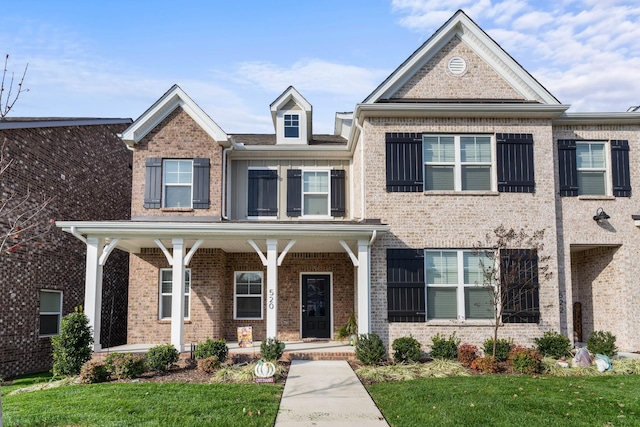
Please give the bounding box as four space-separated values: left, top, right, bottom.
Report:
284 114 300 138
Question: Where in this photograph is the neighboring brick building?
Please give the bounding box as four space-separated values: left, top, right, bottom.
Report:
0 118 132 378
59 10 640 355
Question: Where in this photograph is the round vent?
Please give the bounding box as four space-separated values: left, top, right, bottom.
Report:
447 56 467 75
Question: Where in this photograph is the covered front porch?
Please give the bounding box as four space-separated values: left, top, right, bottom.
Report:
57 220 388 352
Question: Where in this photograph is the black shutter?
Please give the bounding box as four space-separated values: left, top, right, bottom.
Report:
331 169 346 217
611 140 631 197
386 133 423 192
192 158 210 209
248 169 278 216
496 133 535 193
500 249 540 323
558 139 579 196
144 157 162 209
387 249 425 322
286 169 302 217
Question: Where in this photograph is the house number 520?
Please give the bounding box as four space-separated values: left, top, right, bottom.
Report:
268 289 275 310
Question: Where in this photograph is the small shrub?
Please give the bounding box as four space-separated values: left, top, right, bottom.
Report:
197 356 220 373
146 344 179 372
534 330 571 359
194 338 228 363
508 346 542 374
104 353 146 379
355 333 387 365
482 337 514 362
457 343 479 368
587 331 617 357
79 360 110 384
471 356 499 373
260 337 285 361
51 307 94 376
430 332 460 360
392 336 422 363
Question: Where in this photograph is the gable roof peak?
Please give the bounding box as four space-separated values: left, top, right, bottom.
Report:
119 84 228 148
363 9 560 105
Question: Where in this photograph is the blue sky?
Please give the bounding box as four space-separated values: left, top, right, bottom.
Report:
2 0 639 133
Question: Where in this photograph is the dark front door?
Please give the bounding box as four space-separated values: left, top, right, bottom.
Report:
301 274 331 339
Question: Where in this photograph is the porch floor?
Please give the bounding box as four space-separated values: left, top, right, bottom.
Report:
97 340 356 361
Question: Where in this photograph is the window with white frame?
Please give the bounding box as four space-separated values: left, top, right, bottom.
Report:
302 170 330 216
423 135 493 191
159 269 191 319
284 114 300 138
235 272 263 319
39 290 62 336
163 159 193 208
576 142 607 195
425 250 493 320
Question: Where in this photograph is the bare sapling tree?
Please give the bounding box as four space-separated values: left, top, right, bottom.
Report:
474 225 552 358
1 55 54 255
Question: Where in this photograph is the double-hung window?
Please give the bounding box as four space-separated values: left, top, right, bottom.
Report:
159 269 191 320
576 142 607 195
424 135 492 191
303 170 330 216
284 114 300 138
163 159 193 208
39 290 63 336
235 272 263 319
425 250 493 320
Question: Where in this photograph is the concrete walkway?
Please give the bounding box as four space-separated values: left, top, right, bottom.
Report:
275 360 389 426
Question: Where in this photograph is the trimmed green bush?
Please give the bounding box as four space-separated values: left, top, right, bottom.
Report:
482 337 514 362
51 307 94 376
79 360 110 384
197 356 220 373
534 330 571 359
508 346 542 375
392 336 422 363
104 353 146 379
194 338 228 363
260 337 285 361
587 330 617 357
146 344 179 372
457 343 479 368
355 333 387 365
430 332 460 360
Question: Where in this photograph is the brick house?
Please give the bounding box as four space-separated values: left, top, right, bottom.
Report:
0 118 132 378
58 10 640 354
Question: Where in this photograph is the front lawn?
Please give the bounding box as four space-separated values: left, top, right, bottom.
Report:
2 377 282 427
368 375 640 427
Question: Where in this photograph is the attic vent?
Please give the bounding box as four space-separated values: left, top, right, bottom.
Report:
447 56 467 75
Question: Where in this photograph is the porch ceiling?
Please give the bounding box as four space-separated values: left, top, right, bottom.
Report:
56 220 389 254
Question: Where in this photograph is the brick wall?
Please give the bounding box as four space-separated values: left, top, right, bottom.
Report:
361 117 562 351
131 107 223 218
0 123 131 379
127 249 354 345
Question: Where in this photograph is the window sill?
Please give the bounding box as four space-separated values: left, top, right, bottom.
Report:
423 191 499 196
234 318 264 321
577 195 615 201
158 320 192 324
160 208 194 212
423 319 494 326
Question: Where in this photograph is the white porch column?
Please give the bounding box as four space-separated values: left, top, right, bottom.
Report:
171 238 185 351
266 239 278 339
357 239 371 334
85 236 105 351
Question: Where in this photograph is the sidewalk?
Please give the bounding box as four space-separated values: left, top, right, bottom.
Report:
274 360 389 426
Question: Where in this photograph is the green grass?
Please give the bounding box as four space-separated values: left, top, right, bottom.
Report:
2 379 282 427
1 371 58 395
368 375 640 427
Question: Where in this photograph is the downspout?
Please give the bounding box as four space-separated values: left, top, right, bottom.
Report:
354 117 365 221
221 141 234 220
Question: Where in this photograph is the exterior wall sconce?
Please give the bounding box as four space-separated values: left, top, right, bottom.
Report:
593 207 610 223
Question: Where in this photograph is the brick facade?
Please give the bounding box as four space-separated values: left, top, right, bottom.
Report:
0 121 132 379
